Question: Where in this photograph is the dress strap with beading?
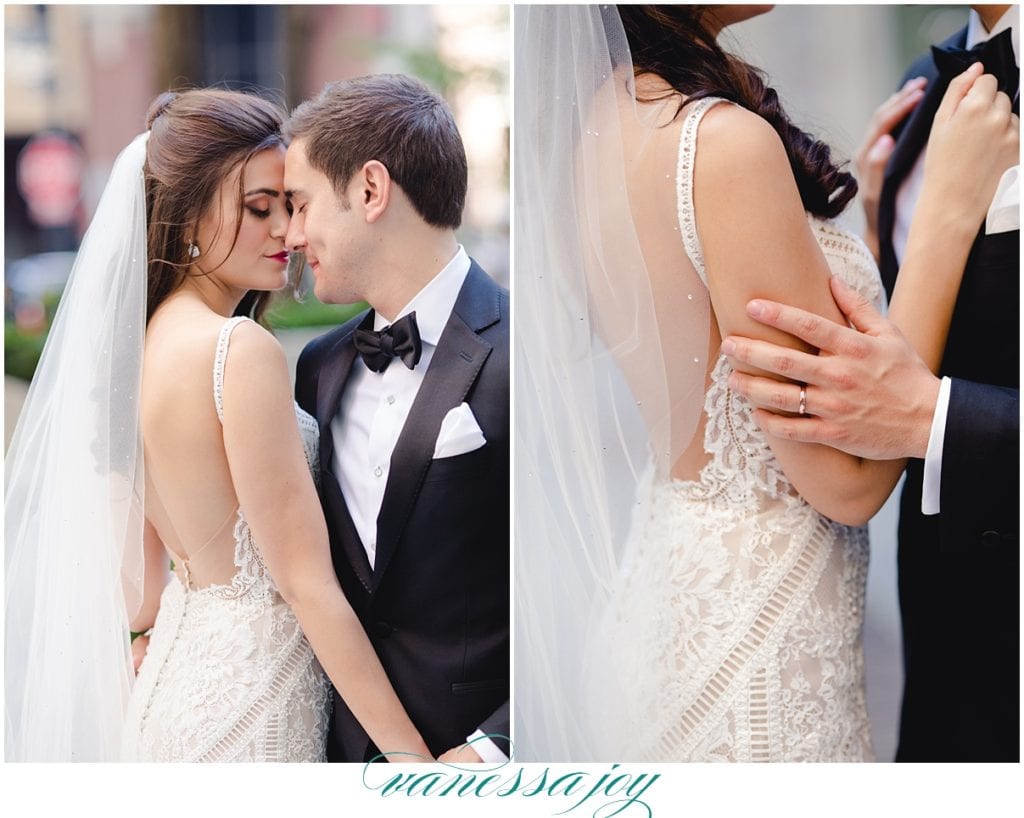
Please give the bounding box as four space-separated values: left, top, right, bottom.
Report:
675 95 729 288
213 316 251 424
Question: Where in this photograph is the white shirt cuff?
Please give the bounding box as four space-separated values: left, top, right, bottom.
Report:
921 376 952 516
465 729 508 763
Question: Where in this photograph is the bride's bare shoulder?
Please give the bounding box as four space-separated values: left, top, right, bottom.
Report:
148 301 276 354
144 305 285 395
692 102 790 182
218 318 287 377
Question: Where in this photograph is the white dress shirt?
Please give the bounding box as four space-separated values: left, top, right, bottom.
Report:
891 8 1019 514
331 245 470 566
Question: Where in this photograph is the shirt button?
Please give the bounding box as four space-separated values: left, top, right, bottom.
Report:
386 395 396 405
374 466 383 478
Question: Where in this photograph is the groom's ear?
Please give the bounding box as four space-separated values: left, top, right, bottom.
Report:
359 160 391 224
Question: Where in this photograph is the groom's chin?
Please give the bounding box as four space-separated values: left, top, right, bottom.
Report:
311 279 338 305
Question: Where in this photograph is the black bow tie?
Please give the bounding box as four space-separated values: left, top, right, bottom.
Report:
353 311 422 373
933 27 1019 99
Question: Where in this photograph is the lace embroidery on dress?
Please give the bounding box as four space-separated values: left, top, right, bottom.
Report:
296 410 320 485
809 216 884 310
592 96 875 762
120 317 331 762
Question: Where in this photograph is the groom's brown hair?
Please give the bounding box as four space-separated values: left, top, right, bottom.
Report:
286 74 468 229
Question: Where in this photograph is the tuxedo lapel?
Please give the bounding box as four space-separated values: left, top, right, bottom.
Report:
879 26 968 290
883 62 943 192
317 311 374 591
371 263 500 591
878 68 942 291
885 26 967 185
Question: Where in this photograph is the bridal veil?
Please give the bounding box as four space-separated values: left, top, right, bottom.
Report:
514 5 710 760
5 133 149 760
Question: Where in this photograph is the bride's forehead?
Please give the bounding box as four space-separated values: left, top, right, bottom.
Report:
237 150 285 186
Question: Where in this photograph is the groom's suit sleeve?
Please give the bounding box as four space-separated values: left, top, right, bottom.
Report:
939 380 1019 551
295 339 321 416
475 700 510 758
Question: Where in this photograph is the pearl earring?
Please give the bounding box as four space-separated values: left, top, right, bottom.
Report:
187 242 201 259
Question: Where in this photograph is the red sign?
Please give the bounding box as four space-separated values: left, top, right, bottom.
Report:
17 132 85 228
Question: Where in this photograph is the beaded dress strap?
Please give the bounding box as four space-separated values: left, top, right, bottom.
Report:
675 96 728 288
213 316 251 424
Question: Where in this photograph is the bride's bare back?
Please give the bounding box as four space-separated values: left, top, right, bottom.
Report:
581 72 716 481
142 292 244 588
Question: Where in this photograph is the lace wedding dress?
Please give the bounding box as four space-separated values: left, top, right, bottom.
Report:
596 98 881 762
121 317 331 762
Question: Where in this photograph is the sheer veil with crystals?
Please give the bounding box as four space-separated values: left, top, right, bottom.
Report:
5 133 149 761
514 5 711 760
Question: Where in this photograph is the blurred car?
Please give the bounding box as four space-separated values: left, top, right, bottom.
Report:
5 251 76 330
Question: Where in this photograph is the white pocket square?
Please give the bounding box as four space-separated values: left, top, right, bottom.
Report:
986 165 1019 235
433 402 486 459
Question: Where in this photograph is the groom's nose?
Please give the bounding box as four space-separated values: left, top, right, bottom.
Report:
285 217 305 252
270 209 289 241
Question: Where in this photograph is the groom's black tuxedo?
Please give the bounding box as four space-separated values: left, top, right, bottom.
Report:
295 260 509 762
877 26 1019 762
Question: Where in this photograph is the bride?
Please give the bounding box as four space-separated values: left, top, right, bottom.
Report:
5 89 432 762
514 5 1016 761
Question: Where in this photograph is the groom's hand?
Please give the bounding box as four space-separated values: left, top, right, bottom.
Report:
723 275 940 460
437 744 484 764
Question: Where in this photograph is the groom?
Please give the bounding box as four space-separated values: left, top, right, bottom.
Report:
287 74 509 763
722 6 1018 761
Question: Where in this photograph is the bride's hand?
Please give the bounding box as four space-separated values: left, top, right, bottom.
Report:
855 76 927 261
131 634 150 675
921 62 1019 226
437 744 484 764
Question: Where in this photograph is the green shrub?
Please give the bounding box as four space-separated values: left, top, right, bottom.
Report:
4 322 47 382
265 296 367 330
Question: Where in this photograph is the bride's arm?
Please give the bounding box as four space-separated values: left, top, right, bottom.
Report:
129 520 171 634
694 67 1015 526
128 520 171 672
219 321 432 761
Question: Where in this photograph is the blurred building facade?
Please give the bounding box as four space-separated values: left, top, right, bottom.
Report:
5 4 509 282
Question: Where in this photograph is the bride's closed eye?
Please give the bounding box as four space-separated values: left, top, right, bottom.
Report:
244 188 285 220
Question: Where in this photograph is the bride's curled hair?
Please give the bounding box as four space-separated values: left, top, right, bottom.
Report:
144 89 286 323
617 5 857 219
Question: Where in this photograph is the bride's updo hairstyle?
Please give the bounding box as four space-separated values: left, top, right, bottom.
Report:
144 89 286 323
617 5 857 219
